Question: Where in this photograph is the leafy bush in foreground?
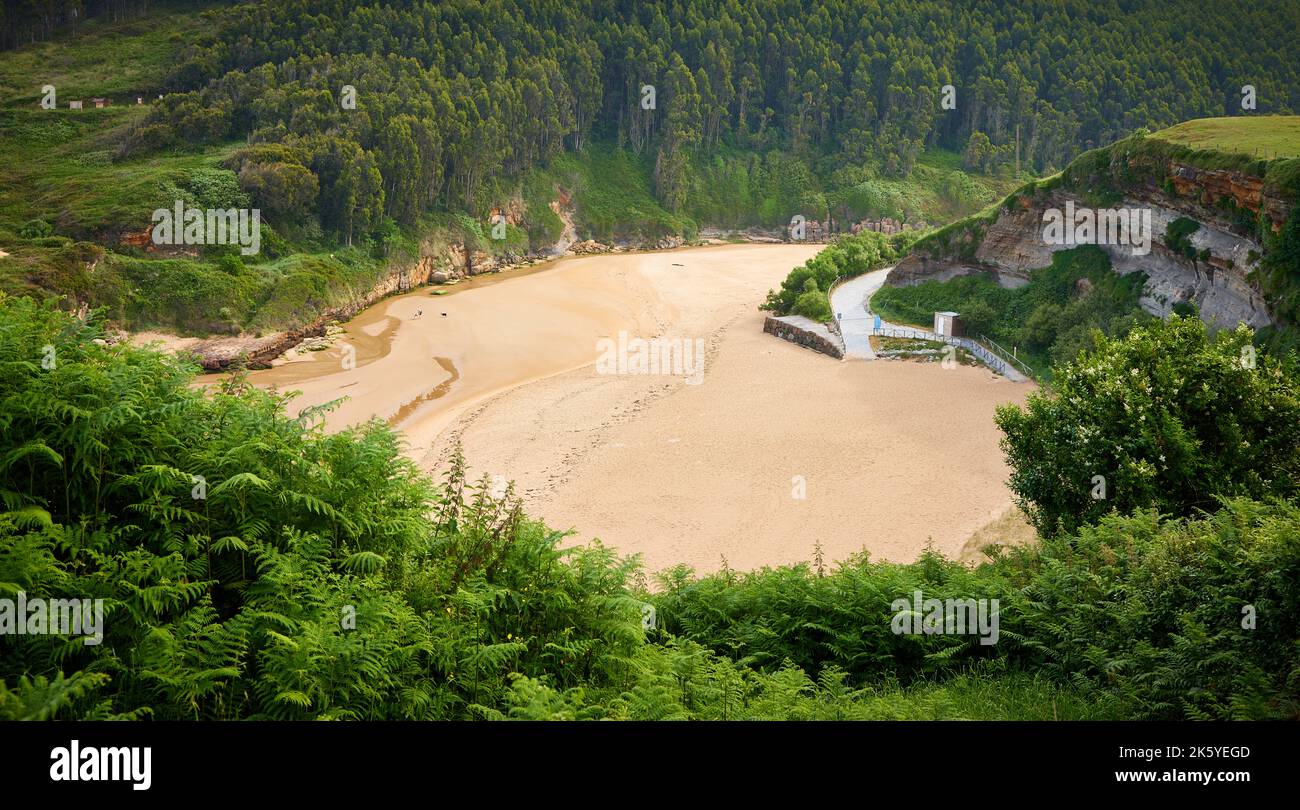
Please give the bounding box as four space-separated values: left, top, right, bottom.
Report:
996 315 1300 537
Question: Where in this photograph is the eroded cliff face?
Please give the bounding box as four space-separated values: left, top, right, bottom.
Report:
890 162 1292 331
183 251 454 370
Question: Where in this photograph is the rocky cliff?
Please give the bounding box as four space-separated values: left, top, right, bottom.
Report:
889 138 1296 332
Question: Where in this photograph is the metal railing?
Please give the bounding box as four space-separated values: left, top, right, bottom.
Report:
871 327 1010 375
978 334 1038 380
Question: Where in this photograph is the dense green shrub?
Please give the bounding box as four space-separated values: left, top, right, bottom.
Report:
1006 500 1300 719
19 220 52 239
762 229 920 315
996 315 1300 537
657 500 1300 719
1258 205 1300 326
872 245 1149 376
1165 216 1201 259
791 278 832 322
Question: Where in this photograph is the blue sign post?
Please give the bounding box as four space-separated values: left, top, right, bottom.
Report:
873 313 881 330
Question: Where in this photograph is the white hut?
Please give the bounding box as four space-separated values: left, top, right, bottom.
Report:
934 311 963 337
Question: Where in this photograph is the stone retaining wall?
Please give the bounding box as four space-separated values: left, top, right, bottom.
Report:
763 316 844 359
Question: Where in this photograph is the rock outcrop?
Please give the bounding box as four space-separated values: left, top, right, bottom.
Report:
570 239 612 254
890 160 1291 331
849 216 926 236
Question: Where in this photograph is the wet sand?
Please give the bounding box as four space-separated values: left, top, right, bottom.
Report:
235 244 1034 574
242 250 675 455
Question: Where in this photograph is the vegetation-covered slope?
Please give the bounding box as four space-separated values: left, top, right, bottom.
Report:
3 295 1298 720
873 245 1149 377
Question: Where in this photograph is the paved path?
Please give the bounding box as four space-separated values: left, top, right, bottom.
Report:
830 266 901 358
828 266 1030 382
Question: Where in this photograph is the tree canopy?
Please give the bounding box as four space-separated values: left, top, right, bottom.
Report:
22 0 1296 244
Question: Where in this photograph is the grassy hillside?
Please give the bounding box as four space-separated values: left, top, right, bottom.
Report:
1153 116 1300 160
0 107 236 237
0 2 207 106
908 116 1300 257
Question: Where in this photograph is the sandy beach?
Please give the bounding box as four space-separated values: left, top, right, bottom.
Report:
227 244 1034 574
